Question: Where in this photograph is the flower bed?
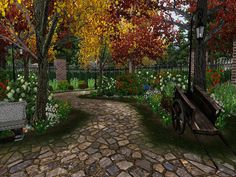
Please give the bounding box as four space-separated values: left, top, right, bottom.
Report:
1 73 72 135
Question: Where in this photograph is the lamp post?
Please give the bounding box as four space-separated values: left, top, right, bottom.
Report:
193 0 208 90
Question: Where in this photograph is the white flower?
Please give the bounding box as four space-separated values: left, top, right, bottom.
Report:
34 87 37 92
7 86 10 91
7 93 13 99
154 77 156 79
21 79 24 83
16 88 20 93
178 78 182 82
19 98 23 102
21 93 25 97
138 71 141 74
146 71 149 74
22 85 27 90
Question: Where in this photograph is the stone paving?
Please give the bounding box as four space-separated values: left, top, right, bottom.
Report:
0 92 236 177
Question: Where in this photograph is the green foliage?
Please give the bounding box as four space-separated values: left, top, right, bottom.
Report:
33 119 50 134
98 76 116 96
116 74 143 96
211 83 236 129
88 78 95 89
70 78 79 89
57 80 70 91
56 101 72 121
49 79 58 91
5 73 38 120
136 70 156 87
139 90 172 126
0 69 9 82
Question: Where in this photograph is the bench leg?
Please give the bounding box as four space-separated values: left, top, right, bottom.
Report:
12 128 24 141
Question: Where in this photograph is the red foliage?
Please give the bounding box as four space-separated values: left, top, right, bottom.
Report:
111 15 174 65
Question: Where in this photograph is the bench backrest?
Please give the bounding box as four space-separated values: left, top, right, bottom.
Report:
192 85 221 124
0 102 27 131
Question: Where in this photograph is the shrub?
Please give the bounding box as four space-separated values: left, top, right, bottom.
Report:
136 70 156 88
5 73 38 120
98 76 116 96
4 73 72 134
49 79 58 91
140 90 172 125
88 79 95 89
155 71 188 92
70 78 79 89
57 80 69 91
116 74 143 96
210 83 236 129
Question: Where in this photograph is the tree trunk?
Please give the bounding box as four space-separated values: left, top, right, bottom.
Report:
232 37 236 85
128 59 133 73
194 0 208 90
36 56 48 121
23 55 29 81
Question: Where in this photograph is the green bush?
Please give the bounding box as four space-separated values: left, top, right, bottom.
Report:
211 83 236 129
139 90 172 126
4 73 72 134
49 79 58 91
70 78 79 89
98 76 116 96
57 100 72 121
57 80 69 91
88 79 95 89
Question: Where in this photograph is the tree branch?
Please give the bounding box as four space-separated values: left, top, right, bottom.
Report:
164 19 190 30
0 34 37 59
205 19 225 42
42 14 58 56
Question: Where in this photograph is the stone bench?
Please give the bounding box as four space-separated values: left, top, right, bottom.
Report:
0 102 27 141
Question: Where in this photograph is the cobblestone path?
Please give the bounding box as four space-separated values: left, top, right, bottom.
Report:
0 92 236 177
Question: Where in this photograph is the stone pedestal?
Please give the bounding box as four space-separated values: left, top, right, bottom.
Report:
54 59 67 81
232 38 236 84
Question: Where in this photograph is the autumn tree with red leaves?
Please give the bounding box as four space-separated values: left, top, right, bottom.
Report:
110 0 175 71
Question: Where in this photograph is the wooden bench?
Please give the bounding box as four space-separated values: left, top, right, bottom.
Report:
0 102 27 141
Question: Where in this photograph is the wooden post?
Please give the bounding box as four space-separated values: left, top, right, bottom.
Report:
232 38 236 84
128 59 133 73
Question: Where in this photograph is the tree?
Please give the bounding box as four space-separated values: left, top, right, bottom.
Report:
0 0 67 121
110 0 174 71
156 0 236 90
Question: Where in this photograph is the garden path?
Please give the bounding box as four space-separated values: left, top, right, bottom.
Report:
0 92 236 177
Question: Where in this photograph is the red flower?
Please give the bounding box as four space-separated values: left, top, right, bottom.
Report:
0 82 6 90
208 69 212 72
